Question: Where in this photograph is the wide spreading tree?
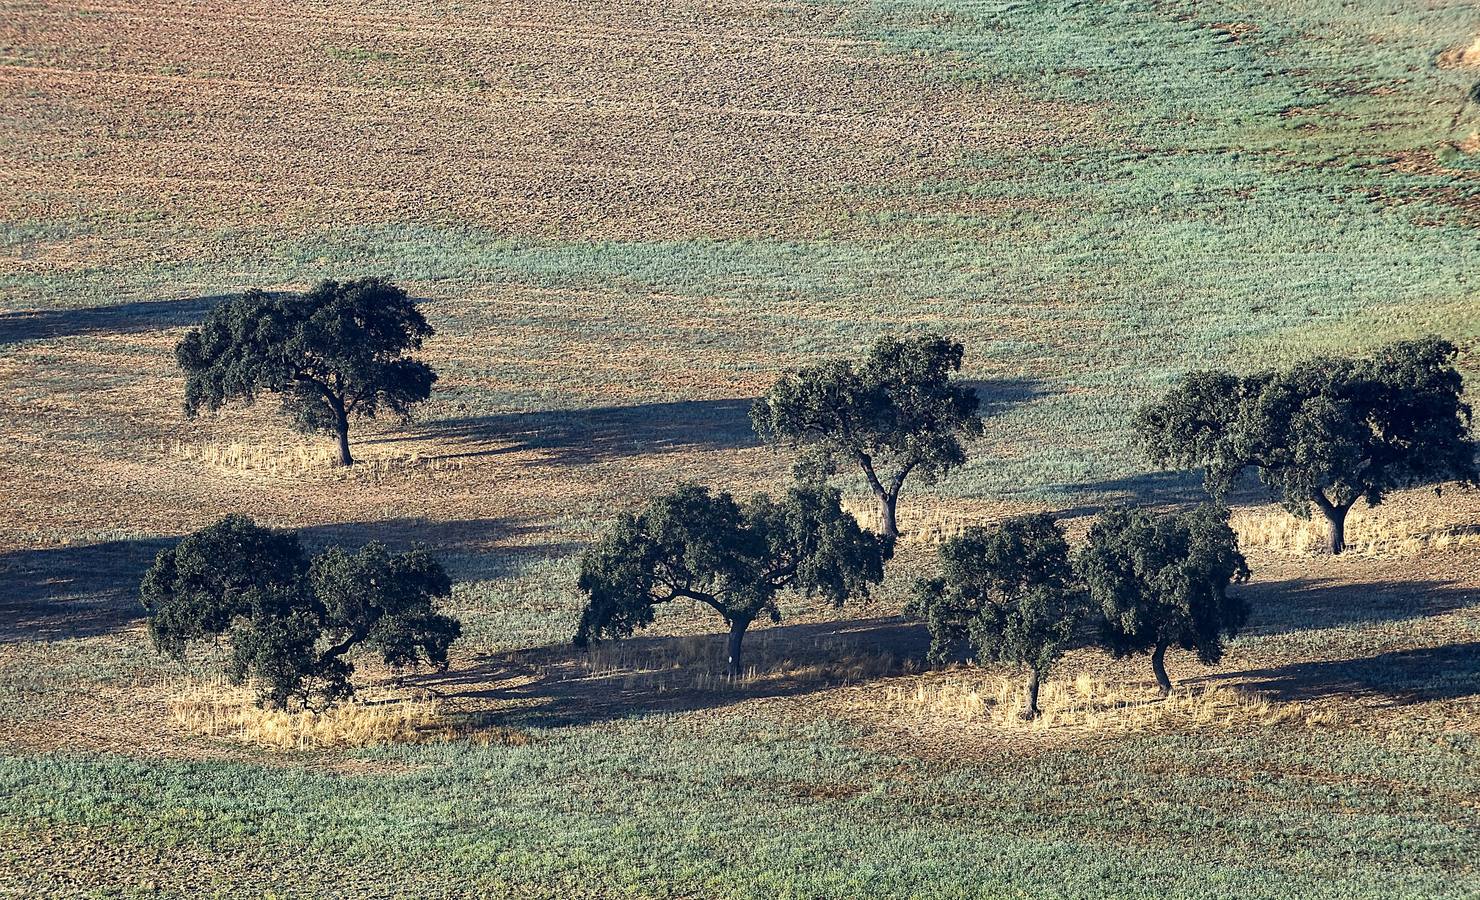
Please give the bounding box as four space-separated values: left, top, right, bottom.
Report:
1137 336 1476 553
912 514 1083 719
141 515 461 708
1077 504 1250 696
176 278 437 466
574 481 888 676
751 334 983 539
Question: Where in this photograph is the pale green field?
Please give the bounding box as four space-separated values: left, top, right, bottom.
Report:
2 0 1479 896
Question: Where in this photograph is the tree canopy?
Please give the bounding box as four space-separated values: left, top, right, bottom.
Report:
1136 336 1476 553
575 481 888 676
751 334 982 538
141 515 460 708
1077 504 1250 695
912 513 1083 718
176 278 437 466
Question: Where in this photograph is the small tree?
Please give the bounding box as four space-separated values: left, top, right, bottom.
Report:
911 514 1082 719
141 515 461 708
751 334 983 539
574 481 888 677
1137 337 1476 553
176 278 437 466
1078 505 1250 696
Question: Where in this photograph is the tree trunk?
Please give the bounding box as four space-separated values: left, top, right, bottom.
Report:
1151 642 1172 697
1314 495 1353 555
334 409 354 467
725 617 752 679
877 489 899 540
1020 668 1041 720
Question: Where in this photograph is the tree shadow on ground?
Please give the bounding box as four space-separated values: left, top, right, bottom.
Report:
0 517 564 644
411 615 931 727
0 295 232 346
380 398 760 465
1239 576 1479 637
1049 469 1269 519
962 378 1049 417
0 538 172 643
1203 642 1480 704
388 377 1047 467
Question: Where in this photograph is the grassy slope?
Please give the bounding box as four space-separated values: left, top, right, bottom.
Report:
5 0 1478 503
3 0 1480 896
3 720 1477 899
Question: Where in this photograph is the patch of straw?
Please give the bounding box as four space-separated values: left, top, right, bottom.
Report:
882 672 1334 733
840 498 970 546
168 680 449 750
1231 507 1480 558
165 440 462 482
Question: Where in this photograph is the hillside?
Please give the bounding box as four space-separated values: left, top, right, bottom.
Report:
2 0 1480 896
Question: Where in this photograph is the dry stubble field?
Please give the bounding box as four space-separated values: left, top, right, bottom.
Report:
3 0 1480 897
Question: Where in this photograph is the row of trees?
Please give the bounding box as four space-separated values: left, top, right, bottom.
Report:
575 332 1474 711
171 280 1475 558
915 506 1248 717
158 281 1475 709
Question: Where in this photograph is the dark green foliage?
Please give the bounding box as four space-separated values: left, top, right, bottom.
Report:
751 334 983 538
1137 336 1477 553
1134 371 1253 496
176 278 436 466
1078 505 1250 695
141 516 460 708
912 514 1083 717
574 481 888 676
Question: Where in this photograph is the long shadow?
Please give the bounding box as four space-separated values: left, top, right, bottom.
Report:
963 378 1048 417
1049 468 1268 519
0 295 231 346
390 377 1046 467
0 537 173 643
1240 576 1479 637
1203 642 1480 704
411 615 931 727
382 398 761 465
0 516 568 644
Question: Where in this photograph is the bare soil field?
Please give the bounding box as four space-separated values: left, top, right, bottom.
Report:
2 0 1480 896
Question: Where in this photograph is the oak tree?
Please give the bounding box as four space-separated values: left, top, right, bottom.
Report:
912 514 1083 718
751 335 983 539
141 515 460 708
176 278 437 466
1137 337 1476 554
1077 504 1250 695
574 481 888 677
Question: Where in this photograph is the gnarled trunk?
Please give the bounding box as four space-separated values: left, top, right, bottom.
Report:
1020 668 1041 720
333 407 353 467
1314 494 1353 555
725 616 753 679
1151 642 1172 697
876 489 899 540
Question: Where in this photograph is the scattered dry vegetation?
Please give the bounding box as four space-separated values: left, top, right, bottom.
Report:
1230 503 1480 558
879 671 1338 734
167 680 450 750
165 439 464 482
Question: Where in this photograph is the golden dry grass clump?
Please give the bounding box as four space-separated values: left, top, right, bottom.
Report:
166 440 462 482
841 497 972 546
881 671 1337 734
168 680 449 750
1230 506 1480 558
